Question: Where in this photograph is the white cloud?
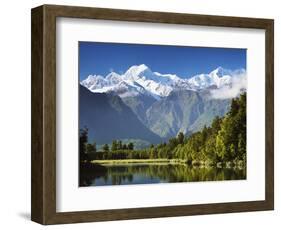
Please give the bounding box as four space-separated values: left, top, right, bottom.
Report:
210 73 247 99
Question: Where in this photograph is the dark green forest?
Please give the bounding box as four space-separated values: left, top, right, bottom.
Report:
80 93 246 166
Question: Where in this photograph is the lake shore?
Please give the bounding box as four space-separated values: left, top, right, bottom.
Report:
90 158 187 166
89 158 245 169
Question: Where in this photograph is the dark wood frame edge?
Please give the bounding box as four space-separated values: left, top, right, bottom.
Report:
31 4 274 225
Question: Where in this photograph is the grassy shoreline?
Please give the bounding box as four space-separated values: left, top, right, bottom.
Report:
89 158 245 169
90 158 187 165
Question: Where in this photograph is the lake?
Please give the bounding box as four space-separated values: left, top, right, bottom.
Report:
79 163 246 186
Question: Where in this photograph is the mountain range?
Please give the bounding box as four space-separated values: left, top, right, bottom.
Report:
80 85 161 144
80 64 246 146
81 64 246 99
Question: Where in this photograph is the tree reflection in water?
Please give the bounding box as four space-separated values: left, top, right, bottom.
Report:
79 163 246 187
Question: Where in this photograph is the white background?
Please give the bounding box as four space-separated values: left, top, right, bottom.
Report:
0 0 279 229
57 18 265 212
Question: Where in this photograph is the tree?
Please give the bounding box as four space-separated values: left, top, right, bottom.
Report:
86 142 96 155
102 144 109 152
238 133 246 160
92 142 97 153
111 140 118 151
128 142 134 150
117 140 122 150
211 116 222 133
201 125 208 142
149 147 157 159
168 137 178 150
177 132 184 145
214 93 246 161
79 127 88 162
122 144 128 150
204 135 217 162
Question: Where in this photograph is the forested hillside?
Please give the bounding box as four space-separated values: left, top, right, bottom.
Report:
173 92 246 164
81 93 246 167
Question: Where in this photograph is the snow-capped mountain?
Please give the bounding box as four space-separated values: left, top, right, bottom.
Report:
80 64 246 99
187 67 245 90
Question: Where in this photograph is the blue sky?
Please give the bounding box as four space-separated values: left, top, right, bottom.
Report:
79 42 246 81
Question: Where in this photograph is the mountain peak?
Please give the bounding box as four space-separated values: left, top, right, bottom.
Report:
135 64 150 71
125 64 151 77
210 67 232 78
85 74 104 80
105 71 121 79
82 74 105 85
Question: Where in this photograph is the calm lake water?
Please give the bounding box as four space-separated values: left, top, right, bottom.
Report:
80 163 246 186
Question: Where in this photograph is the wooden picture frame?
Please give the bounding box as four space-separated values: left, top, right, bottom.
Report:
31 4 274 225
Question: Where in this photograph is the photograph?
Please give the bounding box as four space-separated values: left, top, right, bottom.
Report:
78 42 247 187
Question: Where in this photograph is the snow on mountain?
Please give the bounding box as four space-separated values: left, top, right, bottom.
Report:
80 65 246 99
81 75 109 91
187 66 246 90
81 64 176 98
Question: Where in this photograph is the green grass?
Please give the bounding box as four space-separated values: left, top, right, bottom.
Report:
90 158 187 165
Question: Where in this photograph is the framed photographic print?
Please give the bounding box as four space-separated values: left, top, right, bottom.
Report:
31 4 274 225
